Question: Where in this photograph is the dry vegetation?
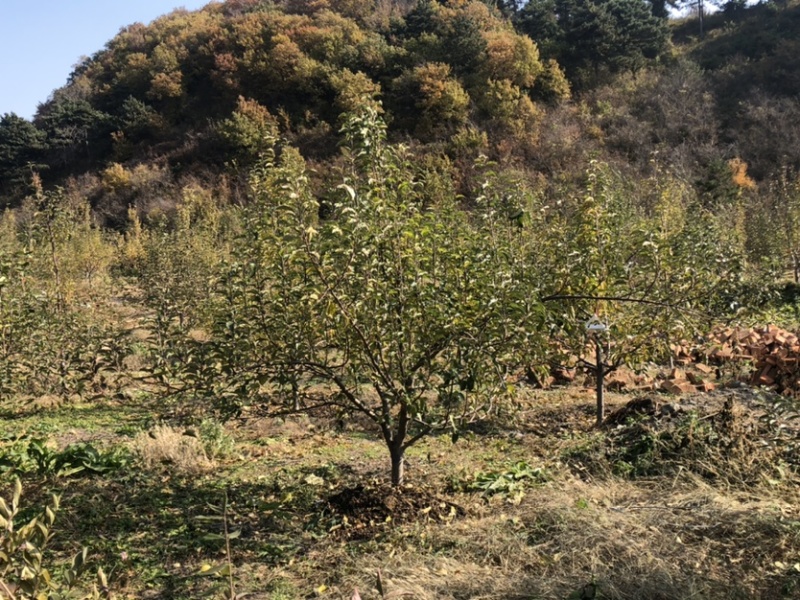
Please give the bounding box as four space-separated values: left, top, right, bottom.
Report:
240 387 800 600
2 375 799 599
132 424 214 475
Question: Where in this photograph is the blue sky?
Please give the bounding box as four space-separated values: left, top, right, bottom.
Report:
0 0 213 120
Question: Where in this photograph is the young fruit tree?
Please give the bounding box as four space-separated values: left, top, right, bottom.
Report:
539 163 746 423
191 105 543 486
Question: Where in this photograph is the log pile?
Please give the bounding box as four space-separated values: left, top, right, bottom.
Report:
678 324 800 396
578 365 714 394
531 324 800 396
661 367 716 394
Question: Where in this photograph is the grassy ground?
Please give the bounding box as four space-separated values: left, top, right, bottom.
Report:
1 381 799 600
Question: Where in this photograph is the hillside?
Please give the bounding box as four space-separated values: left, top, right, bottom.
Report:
0 0 796 217
2 0 569 219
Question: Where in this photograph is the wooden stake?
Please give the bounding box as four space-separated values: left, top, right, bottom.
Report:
595 335 604 426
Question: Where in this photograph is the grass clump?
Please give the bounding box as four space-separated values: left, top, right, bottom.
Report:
132 424 214 474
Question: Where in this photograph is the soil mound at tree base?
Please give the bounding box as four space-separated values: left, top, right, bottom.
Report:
325 482 465 539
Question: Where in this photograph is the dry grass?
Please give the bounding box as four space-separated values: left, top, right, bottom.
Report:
131 423 213 474
251 390 800 600
7 379 800 599
323 477 800 600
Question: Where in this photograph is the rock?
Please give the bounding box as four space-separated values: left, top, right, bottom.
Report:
660 402 682 417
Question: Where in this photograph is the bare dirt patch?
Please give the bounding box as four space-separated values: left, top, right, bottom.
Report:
324 481 465 539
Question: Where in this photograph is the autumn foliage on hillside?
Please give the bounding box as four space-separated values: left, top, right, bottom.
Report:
1 1 570 204
0 0 799 278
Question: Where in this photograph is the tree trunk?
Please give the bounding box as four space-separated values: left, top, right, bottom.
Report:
292 379 300 412
595 337 605 426
698 0 705 37
390 444 405 487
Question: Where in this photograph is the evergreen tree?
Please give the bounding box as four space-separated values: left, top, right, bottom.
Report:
403 0 438 38
437 13 488 74
649 0 670 18
0 113 47 202
516 0 668 84
35 99 112 170
605 0 670 72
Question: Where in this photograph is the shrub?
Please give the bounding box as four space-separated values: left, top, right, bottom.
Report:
0 186 122 401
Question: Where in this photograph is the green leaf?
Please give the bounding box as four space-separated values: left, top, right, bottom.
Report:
12 478 21 511
197 562 232 577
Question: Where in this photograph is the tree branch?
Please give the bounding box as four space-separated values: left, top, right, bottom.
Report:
541 293 679 308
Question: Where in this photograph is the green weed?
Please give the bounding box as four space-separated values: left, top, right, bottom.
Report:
467 461 549 499
0 438 130 478
0 478 110 599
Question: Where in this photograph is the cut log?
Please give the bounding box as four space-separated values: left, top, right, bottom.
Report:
669 368 687 381
606 369 635 391
686 372 704 385
697 380 716 393
553 367 577 383
662 379 696 395
713 345 733 359
755 364 776 386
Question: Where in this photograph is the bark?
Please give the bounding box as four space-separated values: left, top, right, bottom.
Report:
390 443 405 487
699 0 705 37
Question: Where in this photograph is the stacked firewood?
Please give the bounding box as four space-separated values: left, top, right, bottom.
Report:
676 324 800 395
530 324 800 396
